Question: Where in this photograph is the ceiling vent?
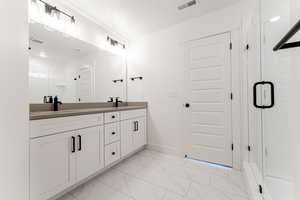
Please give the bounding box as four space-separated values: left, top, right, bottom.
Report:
178 0 197 10
30 37 44 44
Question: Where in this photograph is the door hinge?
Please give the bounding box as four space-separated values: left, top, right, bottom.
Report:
78 98 81 102
259 185 263 194
248 145 251 152
230 93 233 100
230 42 233 50
231 143 234 151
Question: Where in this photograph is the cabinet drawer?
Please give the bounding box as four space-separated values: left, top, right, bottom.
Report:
105 141 120 166
104 112 120 124
104 123 121 145
30 114 104 138
121 109 146 120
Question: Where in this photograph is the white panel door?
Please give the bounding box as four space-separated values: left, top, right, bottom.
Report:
76 126 104 181
185 32 233 166
30 132 73 200
77 67 93 102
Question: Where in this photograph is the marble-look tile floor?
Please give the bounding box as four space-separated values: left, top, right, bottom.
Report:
58 150 249 200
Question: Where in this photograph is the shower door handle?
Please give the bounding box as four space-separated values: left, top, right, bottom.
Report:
253 81 275 109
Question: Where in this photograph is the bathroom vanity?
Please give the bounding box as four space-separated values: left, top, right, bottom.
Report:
29 105 147 200
28 15 147 200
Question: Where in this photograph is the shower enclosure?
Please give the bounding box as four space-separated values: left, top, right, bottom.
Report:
247 0 294 199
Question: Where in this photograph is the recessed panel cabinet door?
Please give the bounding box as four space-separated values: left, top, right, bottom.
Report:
76 126 104 182
121 119 135 157
133 117 147 149
30 132 73 200
121 118 146 157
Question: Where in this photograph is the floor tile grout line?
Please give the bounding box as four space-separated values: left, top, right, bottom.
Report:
116 167 191 197
98 168 168 200
59 150 249 200
69 193 78 200
114 166 192 197
184 180 193 198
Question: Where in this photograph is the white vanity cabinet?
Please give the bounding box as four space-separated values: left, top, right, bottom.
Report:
121 110 147 157
73 126 104 182
29 108 146 200
30 131 73 200
30 114 104 200
104 112 122 166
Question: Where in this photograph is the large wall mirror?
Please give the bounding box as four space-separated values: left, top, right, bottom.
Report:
29 22 127 104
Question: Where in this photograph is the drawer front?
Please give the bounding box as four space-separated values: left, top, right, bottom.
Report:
104 123 121 145
104 112 120 124
121 109 147 121
30 114 104 138
105 141 121 166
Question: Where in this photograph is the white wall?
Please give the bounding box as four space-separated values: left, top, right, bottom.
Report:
0 1 29 200
290 0 300 198
127 3 244 163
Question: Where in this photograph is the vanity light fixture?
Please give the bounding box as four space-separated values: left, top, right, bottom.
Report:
31 0 76 24
178 0 197 10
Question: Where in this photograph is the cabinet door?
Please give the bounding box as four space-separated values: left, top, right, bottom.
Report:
76 126 104 181
133 117 147 149
30 132 73 200
121 119 135 157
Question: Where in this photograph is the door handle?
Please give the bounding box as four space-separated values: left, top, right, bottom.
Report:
78 135 82 151
185 103 190 108
136 121 139 131
71 136 76 153
253 81 275 109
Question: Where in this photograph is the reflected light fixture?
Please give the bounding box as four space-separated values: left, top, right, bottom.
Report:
107 36 126 49
31 0 75 24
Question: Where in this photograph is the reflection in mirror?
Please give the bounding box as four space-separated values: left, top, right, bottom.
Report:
29 22 127 103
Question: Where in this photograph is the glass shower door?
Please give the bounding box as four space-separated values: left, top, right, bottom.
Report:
260 0 294 199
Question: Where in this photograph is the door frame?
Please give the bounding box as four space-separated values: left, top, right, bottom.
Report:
183 30 242 169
